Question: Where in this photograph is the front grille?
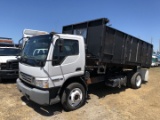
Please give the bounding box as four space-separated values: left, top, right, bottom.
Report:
1 63 7 69
8 61 18 69
1 60 18 70
20 72 34 83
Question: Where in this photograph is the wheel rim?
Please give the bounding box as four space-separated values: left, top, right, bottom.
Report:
136 75 142 87
68 88 83 107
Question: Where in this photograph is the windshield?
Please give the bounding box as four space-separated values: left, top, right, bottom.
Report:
0 48 20 56
21 34 52 66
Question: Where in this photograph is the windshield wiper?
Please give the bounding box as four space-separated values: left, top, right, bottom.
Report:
21 53 45 66
27 56 45 67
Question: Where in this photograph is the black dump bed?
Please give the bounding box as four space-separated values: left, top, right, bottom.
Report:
62 18 153 68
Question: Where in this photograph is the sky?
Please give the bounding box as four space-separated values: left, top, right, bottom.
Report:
0 0 160 51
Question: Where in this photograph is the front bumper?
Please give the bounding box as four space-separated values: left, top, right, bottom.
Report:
17 78 60 105
0 70 18 79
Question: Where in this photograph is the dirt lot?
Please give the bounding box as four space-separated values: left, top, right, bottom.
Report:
0 67 160 120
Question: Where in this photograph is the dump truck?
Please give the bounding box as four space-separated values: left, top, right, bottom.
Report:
19 29 48 48
0 37 20 82
17 18 153 111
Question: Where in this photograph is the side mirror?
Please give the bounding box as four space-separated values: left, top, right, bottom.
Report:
58 39 64 52
18 38 23 49
18 37 30 49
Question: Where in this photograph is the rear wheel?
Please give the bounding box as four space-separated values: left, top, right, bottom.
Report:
130 72 142 89
61 82 86 111
0 78 2 83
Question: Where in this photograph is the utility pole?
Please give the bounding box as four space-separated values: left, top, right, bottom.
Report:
159 39 160 53
158 40 160 54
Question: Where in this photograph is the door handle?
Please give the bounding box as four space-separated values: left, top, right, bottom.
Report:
76 67 81 71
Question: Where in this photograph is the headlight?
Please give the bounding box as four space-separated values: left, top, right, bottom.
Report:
35 80 49 88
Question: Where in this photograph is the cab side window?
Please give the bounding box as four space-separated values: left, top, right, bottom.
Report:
52 39 79 65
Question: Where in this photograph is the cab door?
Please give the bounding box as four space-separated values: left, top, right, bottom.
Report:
48 37 85 87
47 38 64 87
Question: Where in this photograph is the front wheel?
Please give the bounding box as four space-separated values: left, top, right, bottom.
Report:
61 82 86 111
131 72 142 89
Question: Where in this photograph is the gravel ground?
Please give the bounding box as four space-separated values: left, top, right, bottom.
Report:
0 67 160 120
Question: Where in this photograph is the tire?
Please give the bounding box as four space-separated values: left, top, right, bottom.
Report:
130 72 142 89
61 82 86 111
0 78 2 83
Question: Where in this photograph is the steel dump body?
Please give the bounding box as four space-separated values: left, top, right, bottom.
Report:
63 18 153 68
